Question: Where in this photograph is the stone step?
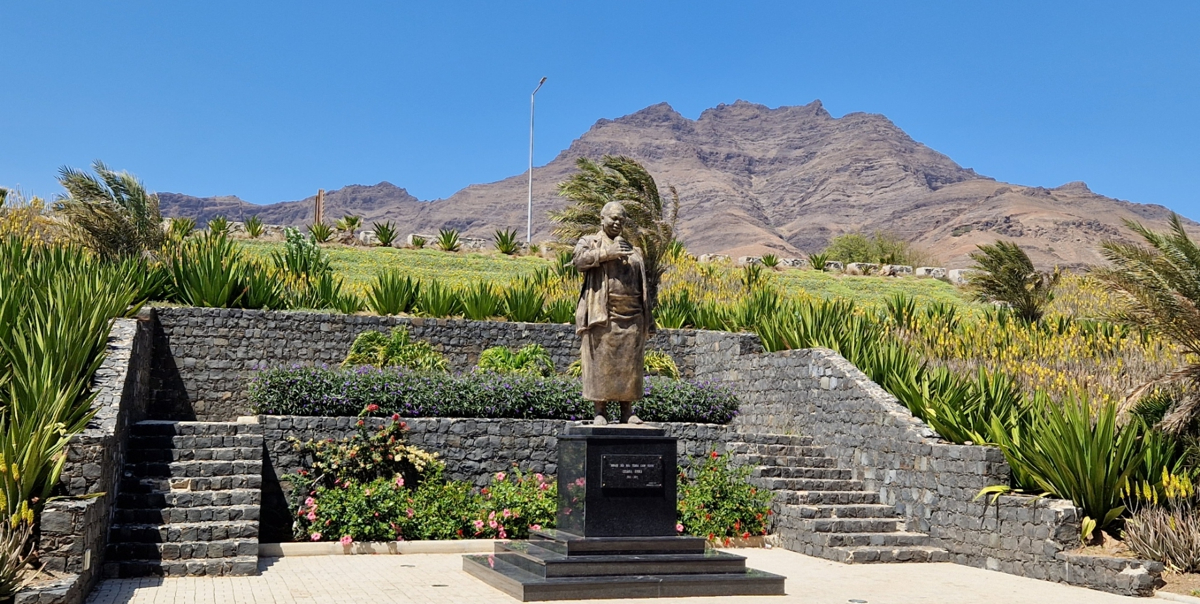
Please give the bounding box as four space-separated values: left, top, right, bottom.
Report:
117 488 261 510
127 434 264 451
114 505 260 525
122 460 263 479
727 443 827 457
126 447 262 463
824 545 949 564
781 491 881 505
808 517 899 534
787 504 899 519
131 421 261 437
733 454 836 469
818 532 935 548
752 477 865 492
107 538 258 561
102 555 259 578
110 521 259 544
120 474 263 493
728 434 813 447
751 467 852 480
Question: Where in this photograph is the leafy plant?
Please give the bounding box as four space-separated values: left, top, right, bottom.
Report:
245 215 265 239
807 252 830 272
207 215 231 236
410 235 426 249
460 281 502 321
436 228 461 252
967 240 1059 323
343 326 449 372
166 231 245 307
678 450 772 544
0 521 33 599
822 231 928 266
471 468 556 539
665 239 687 261
308 221 334 243
544 298 576 324
654 291 696 329
494 228 520 255
478 344 555 376
272 227 332 279
167 217 196 241
503 279 544 323
644 350 680 379
417 279 461 317
740 264 766 290
240 260 287 310
372 221 398 247
1124 470 1200 572
53 160 165 259
760 254 780 269
550 155 679 309
335 215 362 234
366 271 420 316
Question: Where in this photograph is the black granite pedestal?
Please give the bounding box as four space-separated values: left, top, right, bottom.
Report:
463 425 785 600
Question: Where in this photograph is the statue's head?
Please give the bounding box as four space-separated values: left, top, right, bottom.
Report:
600 201 627 239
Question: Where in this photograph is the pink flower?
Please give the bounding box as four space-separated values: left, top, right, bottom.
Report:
574 478 585 487
496 472 506 481
498 528 507 539
488 511 496 520
474 520 485 530
489 520 498 529
676 523 684 533
304 497 316 508
406 508 415 518
340 535 353 546
364 489 372 496
530 524 542 531
306 512 317 521
538 482 549 491
392 413 401 421
366 404 380 412
535 473 545 482
502 509 512 518
311 532 322 541
395 476 405 488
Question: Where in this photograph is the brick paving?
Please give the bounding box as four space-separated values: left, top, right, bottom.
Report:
84 548 1144 604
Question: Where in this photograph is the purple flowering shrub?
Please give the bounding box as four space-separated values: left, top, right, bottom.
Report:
250 367 739 424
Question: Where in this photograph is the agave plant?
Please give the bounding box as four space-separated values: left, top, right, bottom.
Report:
544 298 576 324
553 250 579 279
460 281 501 320
166 232 246 307
760 254 780 269
244 215 265 239
436 228 461 252
807 252 830 272
372 221 398 247
503 279 544 323
207 215 231 236
410 235 426 249
308 221 334 243
494 228 520 255
366 270 420 316
885 292 918 330
417 279 461 317
167 217 196 241
653 291 696 330
240 260 287 310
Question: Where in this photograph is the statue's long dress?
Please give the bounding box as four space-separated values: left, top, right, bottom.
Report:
573 235 649 402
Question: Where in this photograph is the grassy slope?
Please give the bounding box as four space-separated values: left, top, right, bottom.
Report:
238 240 976 309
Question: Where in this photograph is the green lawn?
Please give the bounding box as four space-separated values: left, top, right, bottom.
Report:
773 268 977 309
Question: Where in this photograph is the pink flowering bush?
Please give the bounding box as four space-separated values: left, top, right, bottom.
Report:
677 450 772 546
471 467 557 540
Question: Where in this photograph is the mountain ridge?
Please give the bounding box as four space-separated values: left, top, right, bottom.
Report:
159 99 1194 268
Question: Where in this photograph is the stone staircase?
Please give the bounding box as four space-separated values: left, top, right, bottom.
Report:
728 433 948 564
103 420 263 577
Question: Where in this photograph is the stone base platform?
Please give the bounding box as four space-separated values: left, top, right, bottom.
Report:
462 529 785 601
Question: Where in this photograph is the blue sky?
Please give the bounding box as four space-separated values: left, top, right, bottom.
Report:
2 1 1199 217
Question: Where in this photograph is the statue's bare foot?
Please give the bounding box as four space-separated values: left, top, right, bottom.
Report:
593 414 608 426
626 414 643 425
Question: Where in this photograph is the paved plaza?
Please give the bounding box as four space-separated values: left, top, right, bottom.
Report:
84 547 1145 604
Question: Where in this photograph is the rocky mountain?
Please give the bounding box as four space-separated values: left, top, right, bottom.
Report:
159 100 1192 268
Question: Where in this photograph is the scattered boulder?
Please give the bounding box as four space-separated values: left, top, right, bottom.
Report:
948 268 982 286
879 265 913 277
737 256 763 266
699 254 732 263
914 267 948 280
779 257 807 268
846 262 879 276
358 230 379 246
823 260 844 272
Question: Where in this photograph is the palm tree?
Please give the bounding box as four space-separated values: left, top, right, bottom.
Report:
549 155 679 307
1094 214 1200 433
967 240 1059 322
54 160 163 259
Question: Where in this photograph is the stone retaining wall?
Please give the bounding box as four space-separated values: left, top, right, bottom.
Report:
149 307 759 421
26 316 154 604
696 346 1162 596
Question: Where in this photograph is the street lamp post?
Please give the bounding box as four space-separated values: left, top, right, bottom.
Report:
528 76 547 244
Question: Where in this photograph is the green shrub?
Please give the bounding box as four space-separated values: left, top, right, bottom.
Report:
460 281 501 321
207 215 230 236
288 414 444 493
272 227 332 279
308 222 334 243
678 450 772 543
503 279 544 323
477 344 554 376
494 228 520 255
417 279 461 317
366 271 420 316
822 231 927 266
244 215 265 239
436 228 460 252
372 221 398 247
343 326 449 372
471 468 557 539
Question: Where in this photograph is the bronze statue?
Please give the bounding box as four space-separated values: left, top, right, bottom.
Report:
573 201 654 425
